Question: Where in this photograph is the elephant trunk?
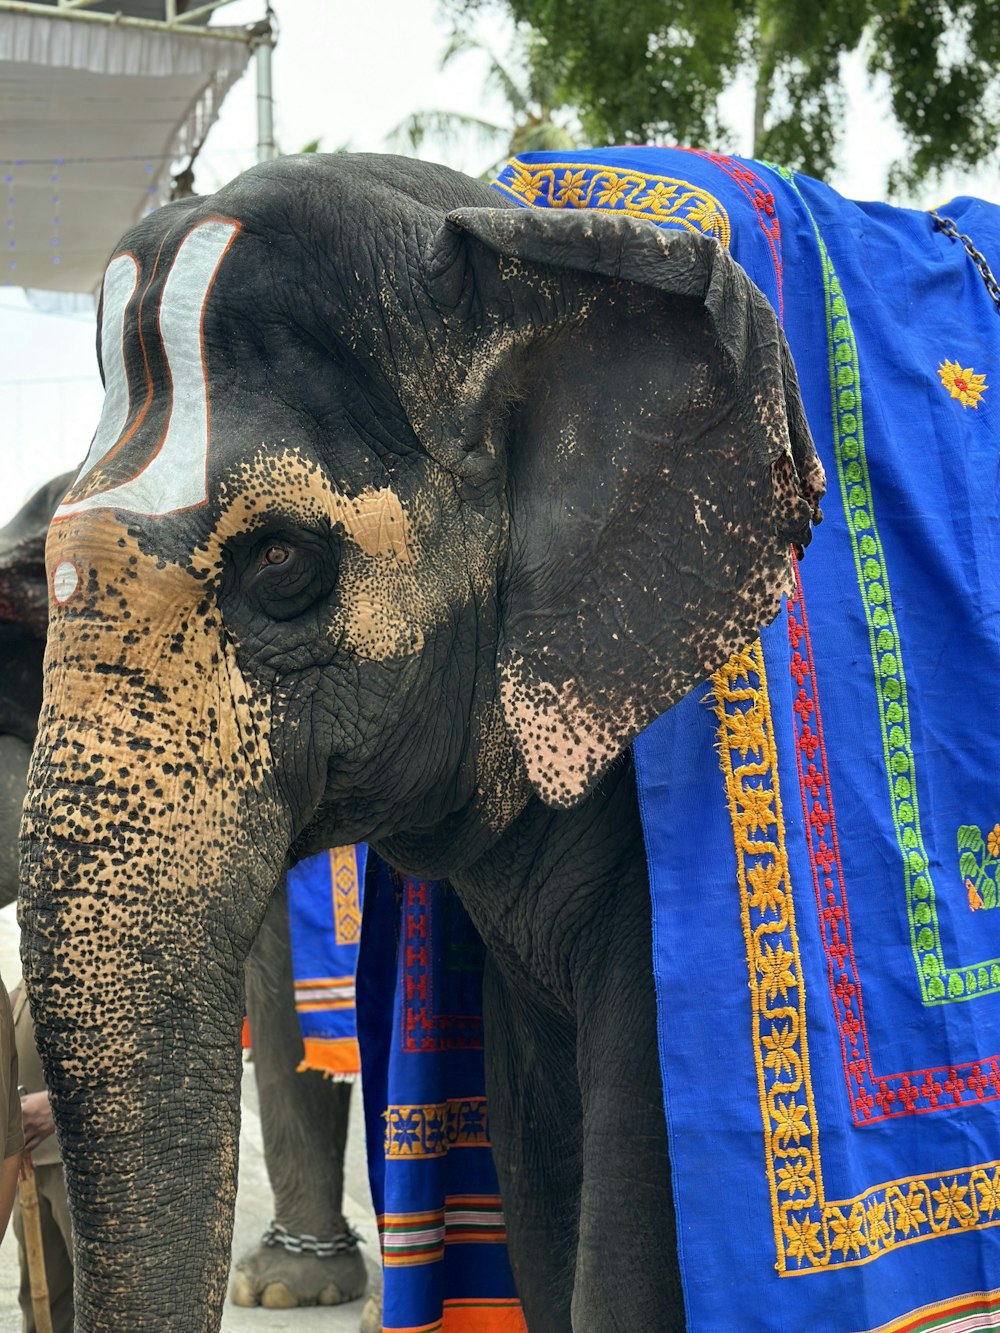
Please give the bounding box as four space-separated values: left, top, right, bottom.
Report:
19 529 286 1330
20 750 247 1329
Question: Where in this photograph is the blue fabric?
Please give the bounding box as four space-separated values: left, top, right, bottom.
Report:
285 847 366 1076
357 858 525 1333
494 147 1000 1330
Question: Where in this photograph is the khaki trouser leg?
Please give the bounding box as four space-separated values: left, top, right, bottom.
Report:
14 1163 74 1333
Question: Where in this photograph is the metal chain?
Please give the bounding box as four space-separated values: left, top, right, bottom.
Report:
261 1220 362 1258
930 210 1000 312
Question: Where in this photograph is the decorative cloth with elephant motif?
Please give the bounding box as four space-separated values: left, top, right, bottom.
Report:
358 147 1000 1332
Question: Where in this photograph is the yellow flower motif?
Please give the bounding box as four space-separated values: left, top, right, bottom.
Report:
739 781 776 835
938 359 988 408
891 1185 928 1236
509 165 543 205
638 181 678 213
722 643 759 684
595 173 631 207
758 939 797 1003
865 1199 892 1251
784 1213 823 1261
829 1203 866 1257
931 1177 974 1227
686 199 726 237
776 1158 813 1197
772 1097 809 1145
976 1169 1000 1216
723 698 767 759
555 169 587 208
988 824 1000 858
762 1021 797 1080
748 860 786 917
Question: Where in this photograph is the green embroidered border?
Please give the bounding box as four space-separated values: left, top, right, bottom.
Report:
775 166 1000 1004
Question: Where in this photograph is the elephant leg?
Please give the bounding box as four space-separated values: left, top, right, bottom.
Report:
229 881 368 1311
483 955 581 1333
571 914 683 1332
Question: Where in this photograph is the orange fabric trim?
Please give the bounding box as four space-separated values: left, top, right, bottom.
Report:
385 1300 526 1333
443 1300 527 1332
241 1015 251 1049
296 1036 360 1078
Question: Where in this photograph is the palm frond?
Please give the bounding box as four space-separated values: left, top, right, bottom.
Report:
386 110 507 158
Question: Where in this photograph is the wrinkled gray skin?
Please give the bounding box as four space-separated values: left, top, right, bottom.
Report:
1 481 369 1315
21 154 824 1331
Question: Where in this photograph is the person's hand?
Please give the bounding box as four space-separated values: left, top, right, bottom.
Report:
19 1092 54 1153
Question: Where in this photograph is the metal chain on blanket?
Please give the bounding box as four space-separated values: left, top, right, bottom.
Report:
261 1220 363 1257
930 210 1000 312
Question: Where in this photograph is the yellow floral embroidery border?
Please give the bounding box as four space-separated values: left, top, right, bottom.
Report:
492 161 731 247
711 641 1000 1273
330 845 362 946
384 1098 490 1160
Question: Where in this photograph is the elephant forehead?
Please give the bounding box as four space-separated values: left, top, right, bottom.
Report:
57 217 242 523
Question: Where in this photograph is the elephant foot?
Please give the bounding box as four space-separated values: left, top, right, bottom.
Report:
359 1288 383 1333
229 1227 368 1309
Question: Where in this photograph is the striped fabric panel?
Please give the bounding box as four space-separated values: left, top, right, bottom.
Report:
381 1197 508 1268
861 1288 1000 1332
294 976 356 1011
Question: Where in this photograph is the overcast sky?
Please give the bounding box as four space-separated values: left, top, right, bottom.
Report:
2 0 998 524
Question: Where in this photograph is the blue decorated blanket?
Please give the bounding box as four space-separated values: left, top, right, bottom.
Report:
493 147 1000 1332
357 148 1000 1333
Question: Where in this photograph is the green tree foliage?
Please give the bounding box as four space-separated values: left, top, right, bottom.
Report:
447 0 1000 189
388 28 580 177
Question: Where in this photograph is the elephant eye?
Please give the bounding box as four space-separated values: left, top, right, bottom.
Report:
260 543 290 569
241 530 338 624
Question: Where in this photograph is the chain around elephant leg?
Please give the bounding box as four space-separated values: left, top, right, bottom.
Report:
229 1224 367 1309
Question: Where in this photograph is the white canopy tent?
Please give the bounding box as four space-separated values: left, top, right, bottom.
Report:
0 1 263 293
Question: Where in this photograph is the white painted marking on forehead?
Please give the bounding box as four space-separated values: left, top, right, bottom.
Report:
70 254 140 489
56 218 239 520
52 561 79 604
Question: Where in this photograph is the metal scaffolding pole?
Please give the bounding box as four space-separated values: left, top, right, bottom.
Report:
249 12 277 163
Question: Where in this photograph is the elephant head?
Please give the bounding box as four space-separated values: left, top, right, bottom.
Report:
20 153 823 1329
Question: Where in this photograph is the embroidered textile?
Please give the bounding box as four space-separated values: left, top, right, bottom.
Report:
494 146 1000 1330
357 859 525 1333
286 846 365 1079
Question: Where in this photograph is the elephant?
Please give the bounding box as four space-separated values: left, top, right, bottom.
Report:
0 475 64 906
19 151 823 1332
0 482 372 1318
233 879 371 1315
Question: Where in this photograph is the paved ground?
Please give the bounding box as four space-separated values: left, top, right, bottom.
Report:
0 903 381 1332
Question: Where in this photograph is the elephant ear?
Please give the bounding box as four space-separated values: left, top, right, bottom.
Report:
435 207 825 809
